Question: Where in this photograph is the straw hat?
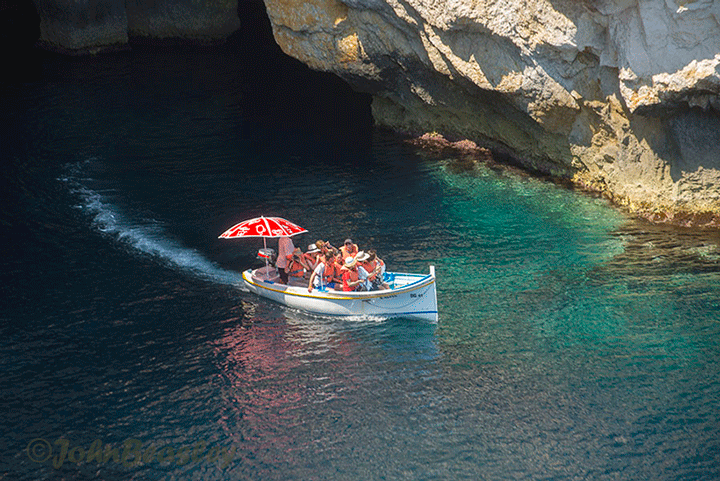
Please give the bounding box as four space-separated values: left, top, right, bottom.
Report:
343 256 357 268
356 251 369 262
307 244 320 254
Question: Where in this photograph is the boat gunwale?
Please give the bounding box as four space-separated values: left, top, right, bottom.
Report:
242 269 436 301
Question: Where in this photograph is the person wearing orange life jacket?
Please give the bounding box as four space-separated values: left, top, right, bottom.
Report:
327 253 344 287
335 249 344 265
308 252 339 292
334 255 347 287
340 239 359 259
303 243 322 278
355 251 373 291
286 248 310 286
340 255 363 292
365 250 389 290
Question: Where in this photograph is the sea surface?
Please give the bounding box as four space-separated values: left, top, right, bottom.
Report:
3 34 720 481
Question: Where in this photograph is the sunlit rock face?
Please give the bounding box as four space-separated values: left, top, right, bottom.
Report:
34 0 240 53
265 0 720 225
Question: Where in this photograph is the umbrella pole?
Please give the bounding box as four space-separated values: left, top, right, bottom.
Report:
263 237 269 280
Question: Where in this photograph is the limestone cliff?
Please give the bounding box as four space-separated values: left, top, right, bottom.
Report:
264 0 720 226
34 0 239 53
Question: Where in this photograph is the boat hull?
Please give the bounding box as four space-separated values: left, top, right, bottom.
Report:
241 266 438 322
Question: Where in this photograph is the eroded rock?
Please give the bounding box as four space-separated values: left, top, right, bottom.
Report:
265 0 720 226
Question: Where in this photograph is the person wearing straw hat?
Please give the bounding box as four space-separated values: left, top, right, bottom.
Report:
340 255 363 292
303 243 322 276
355 251 373 291
361 250 389 290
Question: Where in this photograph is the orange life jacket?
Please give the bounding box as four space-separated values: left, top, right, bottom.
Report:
321 262 336 284
362 260 378 281
377 258 385 274
287 258 305 278
304 252 320 272
334 261 345 283
340 244 358 259
342 268 359 291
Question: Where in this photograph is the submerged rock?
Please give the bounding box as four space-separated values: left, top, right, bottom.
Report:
264 0 720 226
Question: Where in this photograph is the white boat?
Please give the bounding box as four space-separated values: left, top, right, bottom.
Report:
241 266 438 322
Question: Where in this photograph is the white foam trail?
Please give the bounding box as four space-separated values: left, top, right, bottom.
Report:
61 164 242 287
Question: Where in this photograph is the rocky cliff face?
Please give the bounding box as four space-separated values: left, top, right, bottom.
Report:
264 0 720 225
34 0 239 53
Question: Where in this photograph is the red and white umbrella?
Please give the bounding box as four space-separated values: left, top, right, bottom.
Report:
218 216 308 239
219 216 308 279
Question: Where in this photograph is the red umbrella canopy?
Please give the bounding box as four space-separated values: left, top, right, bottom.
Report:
218 216 308 239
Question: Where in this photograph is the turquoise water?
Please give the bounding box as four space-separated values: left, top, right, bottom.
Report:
2 38 720 480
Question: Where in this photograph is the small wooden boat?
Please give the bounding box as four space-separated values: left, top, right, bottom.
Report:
241 266 438 322
219 217 437 321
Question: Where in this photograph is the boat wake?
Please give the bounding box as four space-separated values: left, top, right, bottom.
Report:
60 162 242 288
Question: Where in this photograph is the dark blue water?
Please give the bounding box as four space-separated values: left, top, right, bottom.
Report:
3 37 720 481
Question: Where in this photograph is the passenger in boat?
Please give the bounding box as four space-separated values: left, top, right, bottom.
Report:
308 251 339 292
357 250 387 290
355 251 372 291
316 240 338 257
340 239 359 259
366 250 390 290
276 236 295 284
329 253 344 287
335 249 344 266
287 248 310 286
340 255 364 292
304 243 322 276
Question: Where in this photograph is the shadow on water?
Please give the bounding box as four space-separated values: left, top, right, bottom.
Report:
232 0 375 155
3 0 374 160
